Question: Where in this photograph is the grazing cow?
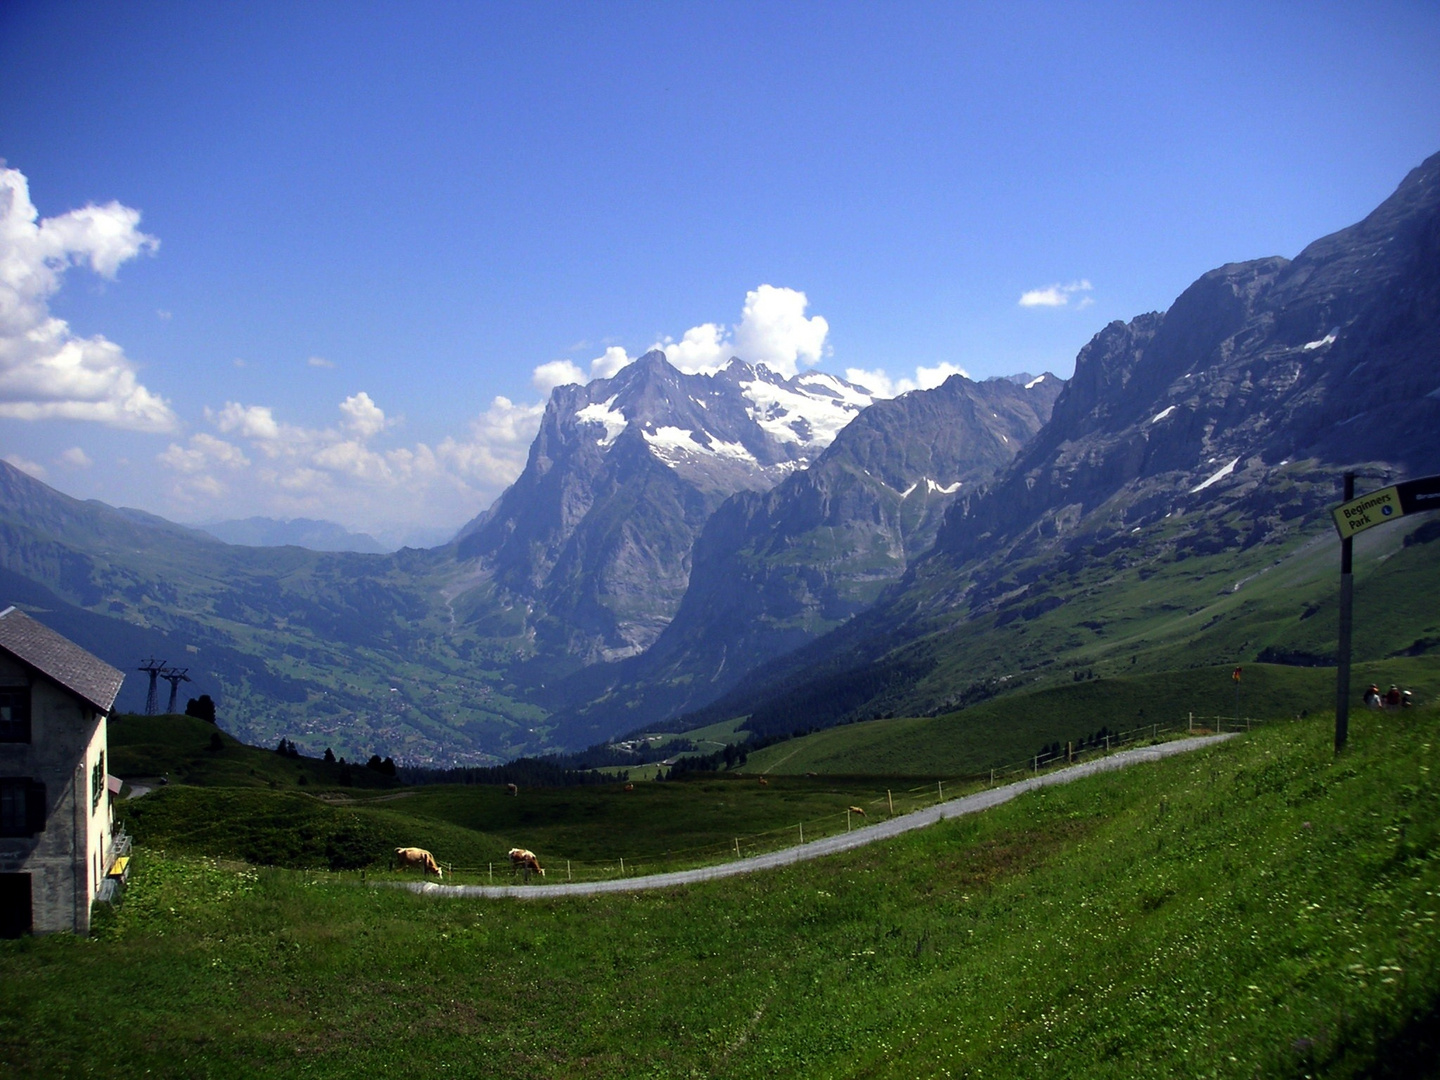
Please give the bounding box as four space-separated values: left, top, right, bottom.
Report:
848 805 866 817
758 777 769 786
506 782 519 796
509 847 545 881
623 783 635 791
394 847 443 878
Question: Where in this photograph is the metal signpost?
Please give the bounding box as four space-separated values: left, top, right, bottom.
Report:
1329 472 1440 752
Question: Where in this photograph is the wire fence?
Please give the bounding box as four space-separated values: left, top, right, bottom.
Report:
412 711 1267 887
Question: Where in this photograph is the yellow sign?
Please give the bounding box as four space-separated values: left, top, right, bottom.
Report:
1332 486 1403 538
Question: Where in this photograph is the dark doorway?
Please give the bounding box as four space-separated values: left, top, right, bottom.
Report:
0 873 32 937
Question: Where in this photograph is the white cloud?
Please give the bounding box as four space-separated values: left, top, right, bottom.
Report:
307 355 335 368
844 361 970 399
339 391 386 438
162 390 541 541
527 286 832 394
1019 279 1093 308
210 401 284 443
58 446 93 468
659 322 726 374
3 454 47 479
653 285 829 378
732 285 829 374
0 165 176 431
532 360 586 395
588 346 633 380
437 395 547 488
159 432 251 478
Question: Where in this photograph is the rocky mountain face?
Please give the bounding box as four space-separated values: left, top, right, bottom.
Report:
544 371 1063 743
675 149 1440 741
939 149 1440 571
453 351 878 663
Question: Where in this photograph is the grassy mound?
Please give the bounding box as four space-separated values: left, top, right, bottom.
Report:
5 702 1439 1077
109 712 402 790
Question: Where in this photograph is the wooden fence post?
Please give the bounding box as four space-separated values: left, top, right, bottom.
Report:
799 823 804 844
619 857 625 876
488 862 492 884
887 789 894 815
735 837 741 857
567 859 572 881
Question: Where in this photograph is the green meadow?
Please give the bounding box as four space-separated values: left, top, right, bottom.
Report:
4 698 1440 1076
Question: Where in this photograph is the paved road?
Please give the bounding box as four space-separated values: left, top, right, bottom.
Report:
393 734 1235 901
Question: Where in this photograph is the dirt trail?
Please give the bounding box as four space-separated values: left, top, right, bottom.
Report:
391 734 1235 901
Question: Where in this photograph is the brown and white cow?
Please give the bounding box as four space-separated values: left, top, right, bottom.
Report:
848 805 866 817
508 847 545 880
394 846 443 878
506 782 519 797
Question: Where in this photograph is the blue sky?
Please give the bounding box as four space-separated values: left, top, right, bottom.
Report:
2 1 1437 545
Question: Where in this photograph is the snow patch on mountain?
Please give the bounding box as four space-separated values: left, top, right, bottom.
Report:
738 373 874 449
576 397 627 446
1150 405 1177 424
643 426 758 466
1190 456 1241 493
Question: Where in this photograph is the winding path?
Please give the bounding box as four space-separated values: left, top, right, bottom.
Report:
394 734 1235 901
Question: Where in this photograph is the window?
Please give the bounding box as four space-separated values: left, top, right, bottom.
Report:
91 750 105 811
0 780 45 837
0 687 30 742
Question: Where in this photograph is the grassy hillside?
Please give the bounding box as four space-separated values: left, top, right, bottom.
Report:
5 704 1440 1077
108 712 403 791
745 656 1440 777
688 494 1440 746
120 774 916 876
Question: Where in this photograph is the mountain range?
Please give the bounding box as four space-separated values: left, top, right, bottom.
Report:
197 518 391 554
1 149 1437 764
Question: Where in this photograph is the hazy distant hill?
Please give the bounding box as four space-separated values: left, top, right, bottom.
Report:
199 517 390 554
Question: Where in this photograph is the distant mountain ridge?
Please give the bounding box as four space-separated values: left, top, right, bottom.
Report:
453 351 880 663
543 370 1063 744
199 517 390 554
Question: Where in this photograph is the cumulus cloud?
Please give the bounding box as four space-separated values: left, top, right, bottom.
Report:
339 391 386 438
159 432 251 477
654 285 829 377
588 346 632 380
58 446 93 468
307 355 335 368
162 390 536 543
531 360 586 395
1018 279 1093 309
437 395 547 489
521 285 833 396
0 165 176 431
844 361 970 399
731 285 829 373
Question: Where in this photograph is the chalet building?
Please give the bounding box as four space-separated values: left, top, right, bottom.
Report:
0 607 125 937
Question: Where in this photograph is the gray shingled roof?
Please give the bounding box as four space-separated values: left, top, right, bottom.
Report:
0 607 125 713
